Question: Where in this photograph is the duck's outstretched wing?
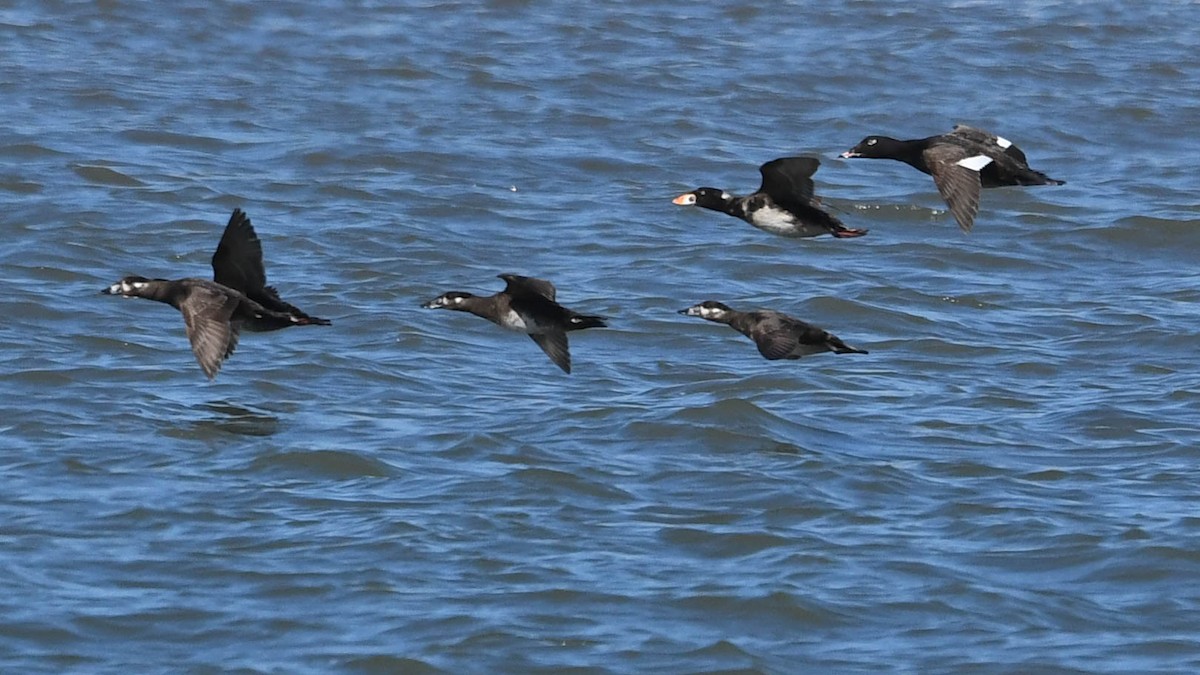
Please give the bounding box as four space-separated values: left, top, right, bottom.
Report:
949 124 1029 164
499 273 557 301
529 331 571 374
757 156 819 209
212 208 267 295
180 285 240 379
925 145 989 232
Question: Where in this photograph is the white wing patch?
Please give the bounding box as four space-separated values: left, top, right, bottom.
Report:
498 308 529 332
748 206 799 235
956 155 994 171
995 135 1012 149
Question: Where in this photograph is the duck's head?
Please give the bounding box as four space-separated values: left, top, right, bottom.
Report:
678 300 734 321
102 275 155 297
840 135 900 159
672 187 734 210
421 291 475 310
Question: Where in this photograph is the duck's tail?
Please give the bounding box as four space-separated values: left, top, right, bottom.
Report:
1022 169 1065 186
829 336 868 355
293 314 333 326
567 314 607 331
831 226 869 239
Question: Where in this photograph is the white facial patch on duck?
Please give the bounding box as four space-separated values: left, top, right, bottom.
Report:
434 295 464 308
994 135 1012 149
956 155 994 172
697 306 728 320
118 279 149 294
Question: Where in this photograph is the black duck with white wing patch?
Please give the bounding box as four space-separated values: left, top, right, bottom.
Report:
679 300 867 361
422 274 606 374
101 209 331 379
841 125 1064 232
673 157 867 239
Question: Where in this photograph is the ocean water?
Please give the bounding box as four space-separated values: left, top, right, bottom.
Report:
2 0 1199 672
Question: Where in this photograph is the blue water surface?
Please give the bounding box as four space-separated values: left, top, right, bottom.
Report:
1 1 1198 672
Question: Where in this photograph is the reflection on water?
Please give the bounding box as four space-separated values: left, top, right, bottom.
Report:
191 400 280 438
198 398 279 437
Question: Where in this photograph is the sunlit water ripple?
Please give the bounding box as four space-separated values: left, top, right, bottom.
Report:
2 0 1198 672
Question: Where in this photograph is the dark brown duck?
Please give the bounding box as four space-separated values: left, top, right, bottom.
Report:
102 208 331 379
422 274 606 374
679 300 867 361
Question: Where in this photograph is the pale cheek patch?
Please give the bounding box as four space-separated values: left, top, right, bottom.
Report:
956 155 994 171
995 135 1012 149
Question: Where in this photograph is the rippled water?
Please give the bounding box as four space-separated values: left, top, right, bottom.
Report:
3 0 1199 672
